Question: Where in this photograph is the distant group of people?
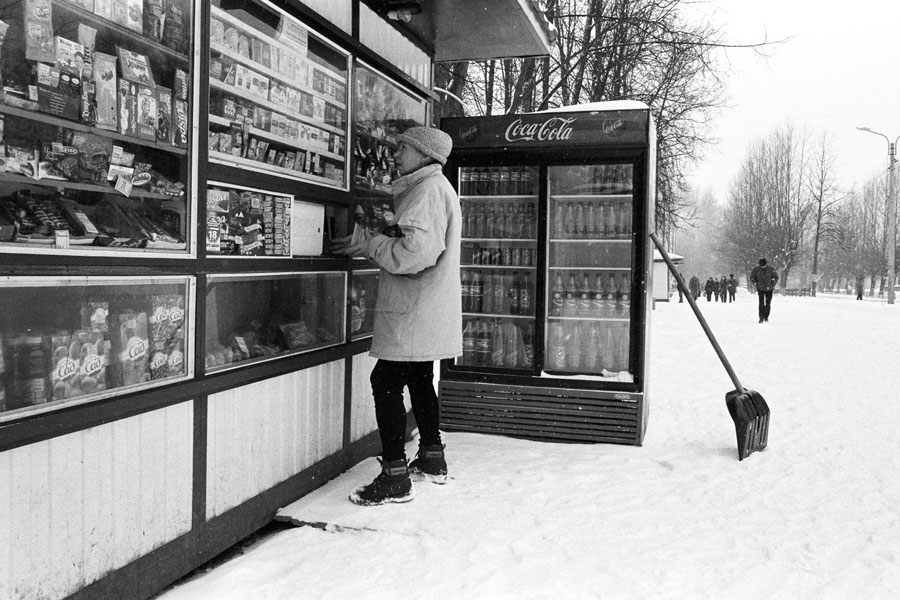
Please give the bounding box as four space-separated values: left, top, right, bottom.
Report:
678 258 779 324
683 274 738 303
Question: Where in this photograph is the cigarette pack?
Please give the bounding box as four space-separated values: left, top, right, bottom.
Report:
172 98 188 148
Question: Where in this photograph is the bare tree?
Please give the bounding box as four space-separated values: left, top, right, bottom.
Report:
717 124 815 286
435 0 779 232
805 133 843 295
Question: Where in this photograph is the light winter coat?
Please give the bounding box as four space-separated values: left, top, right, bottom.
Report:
750 264 779 292
365 163 463 361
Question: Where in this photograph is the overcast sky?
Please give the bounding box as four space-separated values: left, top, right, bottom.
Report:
685 0 900 201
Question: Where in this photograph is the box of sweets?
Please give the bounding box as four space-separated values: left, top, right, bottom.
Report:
118 79 138 136
110 310 150 386
136 84 157 140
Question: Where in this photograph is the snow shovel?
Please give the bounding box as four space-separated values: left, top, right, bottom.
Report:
650 233 770 460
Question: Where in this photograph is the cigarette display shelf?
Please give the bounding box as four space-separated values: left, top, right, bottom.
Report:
52 0 191 66
207 114 342 162
207 150 344 189
0 104 188 157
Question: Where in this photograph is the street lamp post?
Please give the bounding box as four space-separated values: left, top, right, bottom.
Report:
857 127 899 305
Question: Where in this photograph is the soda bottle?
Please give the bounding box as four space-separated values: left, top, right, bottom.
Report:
606 273 618 315
566 321 582 371
460 169 472 196
489 168 501 195
596 202 606 238
564 202 575 238
584 323 602 373
505 323 520 368
563 272 578 317
508 271 521 316
510 167 522 196
514 203 525 239
491 319 505 367
619 273 631 313
521 323 534 368
461 320 476 365
472 271 484 313
494 272 507 314
591 272 606 317
475 320 490 366
460 271 471 312
554 201 565 238
498 167 510 195
619 201 632 238
614 274 626 315
485 203 497 239
525 204 537 240
522 168 534 195
551 273 565 317
505 202 517 238
577 272 592 316
519 272 534 315
607 202 619 237
481 272 493 314
586 202 596 237
548 322 567 370
574 202 585 238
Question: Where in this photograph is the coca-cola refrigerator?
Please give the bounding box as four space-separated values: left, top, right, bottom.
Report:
438 102 655 445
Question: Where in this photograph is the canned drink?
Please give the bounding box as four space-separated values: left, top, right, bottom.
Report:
502 247 512 266
522 247 533 267
511 247 522 266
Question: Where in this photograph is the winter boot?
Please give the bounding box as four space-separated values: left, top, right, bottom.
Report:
349 458 414 506
408 444 448 484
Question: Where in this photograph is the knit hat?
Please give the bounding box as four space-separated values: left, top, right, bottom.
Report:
397 126 453 165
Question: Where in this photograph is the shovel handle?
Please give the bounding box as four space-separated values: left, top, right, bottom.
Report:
650 233 745 392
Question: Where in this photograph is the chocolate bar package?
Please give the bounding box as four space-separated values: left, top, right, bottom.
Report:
25 0 55 63
117 79 138 137
93 52 118 131
117 46 155 86
136 84 157 140
172 98 188 148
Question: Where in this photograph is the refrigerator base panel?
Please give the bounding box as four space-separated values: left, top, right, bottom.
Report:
438 380 645 446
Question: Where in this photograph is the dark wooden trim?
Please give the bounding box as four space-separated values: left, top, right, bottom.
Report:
192 396 209 531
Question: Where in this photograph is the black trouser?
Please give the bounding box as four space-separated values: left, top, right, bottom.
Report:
371 360 442 462
728 290 735 302
757 290 773 320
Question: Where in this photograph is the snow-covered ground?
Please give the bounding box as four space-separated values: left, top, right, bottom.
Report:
157 292 900 600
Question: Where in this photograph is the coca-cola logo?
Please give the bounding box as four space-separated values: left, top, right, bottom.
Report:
505 117 576 143
459 124 479 143
601 118 625 138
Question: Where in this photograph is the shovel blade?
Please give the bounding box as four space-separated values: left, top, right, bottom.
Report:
725 388 770 460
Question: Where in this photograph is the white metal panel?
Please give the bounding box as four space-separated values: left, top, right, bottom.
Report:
0 402 193 600
206 361 345 519
298 0 352 34
350 351 379 443
360 5 432 88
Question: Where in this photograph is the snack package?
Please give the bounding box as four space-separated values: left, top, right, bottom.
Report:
148 342 169 380
118 79 138 136
93 0 112 20
25 0 55 63
156 86 172 143
78 331 110 394
163 0 189 54
173 68 189 100
77 24 97 79
111 310 150 386
110 0 128 27
51 131 111 183
93 52 118 131
172 98 188 148
136 84 157 140
81 301 109 332
50 332 79 401
6 144 39 179
117 46 155 86
124 0 142 33
38 143 69 180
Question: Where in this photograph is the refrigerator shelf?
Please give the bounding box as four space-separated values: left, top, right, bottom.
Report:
549 238 631 243
461 265 537 270
547 315 629 322
460 195 537 200
551 194 633 201
462 312 534 319
463 238 537 243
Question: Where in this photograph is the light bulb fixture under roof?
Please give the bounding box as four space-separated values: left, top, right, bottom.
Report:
384 0 422 22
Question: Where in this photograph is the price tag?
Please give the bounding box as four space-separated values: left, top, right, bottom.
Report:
115 175 133 197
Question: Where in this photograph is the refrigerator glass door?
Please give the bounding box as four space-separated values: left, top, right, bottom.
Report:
545 164 634 378
458 166 539 370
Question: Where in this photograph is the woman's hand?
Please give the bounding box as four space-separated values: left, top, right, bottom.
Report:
331 235 368 258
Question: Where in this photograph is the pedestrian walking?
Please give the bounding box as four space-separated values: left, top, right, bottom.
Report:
719 276 728 303
332 126 461 505
704 277 715 302
856 274 864 300
727 274 737 302
689 274 701 301
677 272 684 303
750 258 779 323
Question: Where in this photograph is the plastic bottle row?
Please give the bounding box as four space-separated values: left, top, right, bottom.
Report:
551 199 632 239
465 244 537 268
460 319 534 369
462 271 535 316
545 320 630 374
462 200 537 239
459 167 537 197
550 271 630 318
